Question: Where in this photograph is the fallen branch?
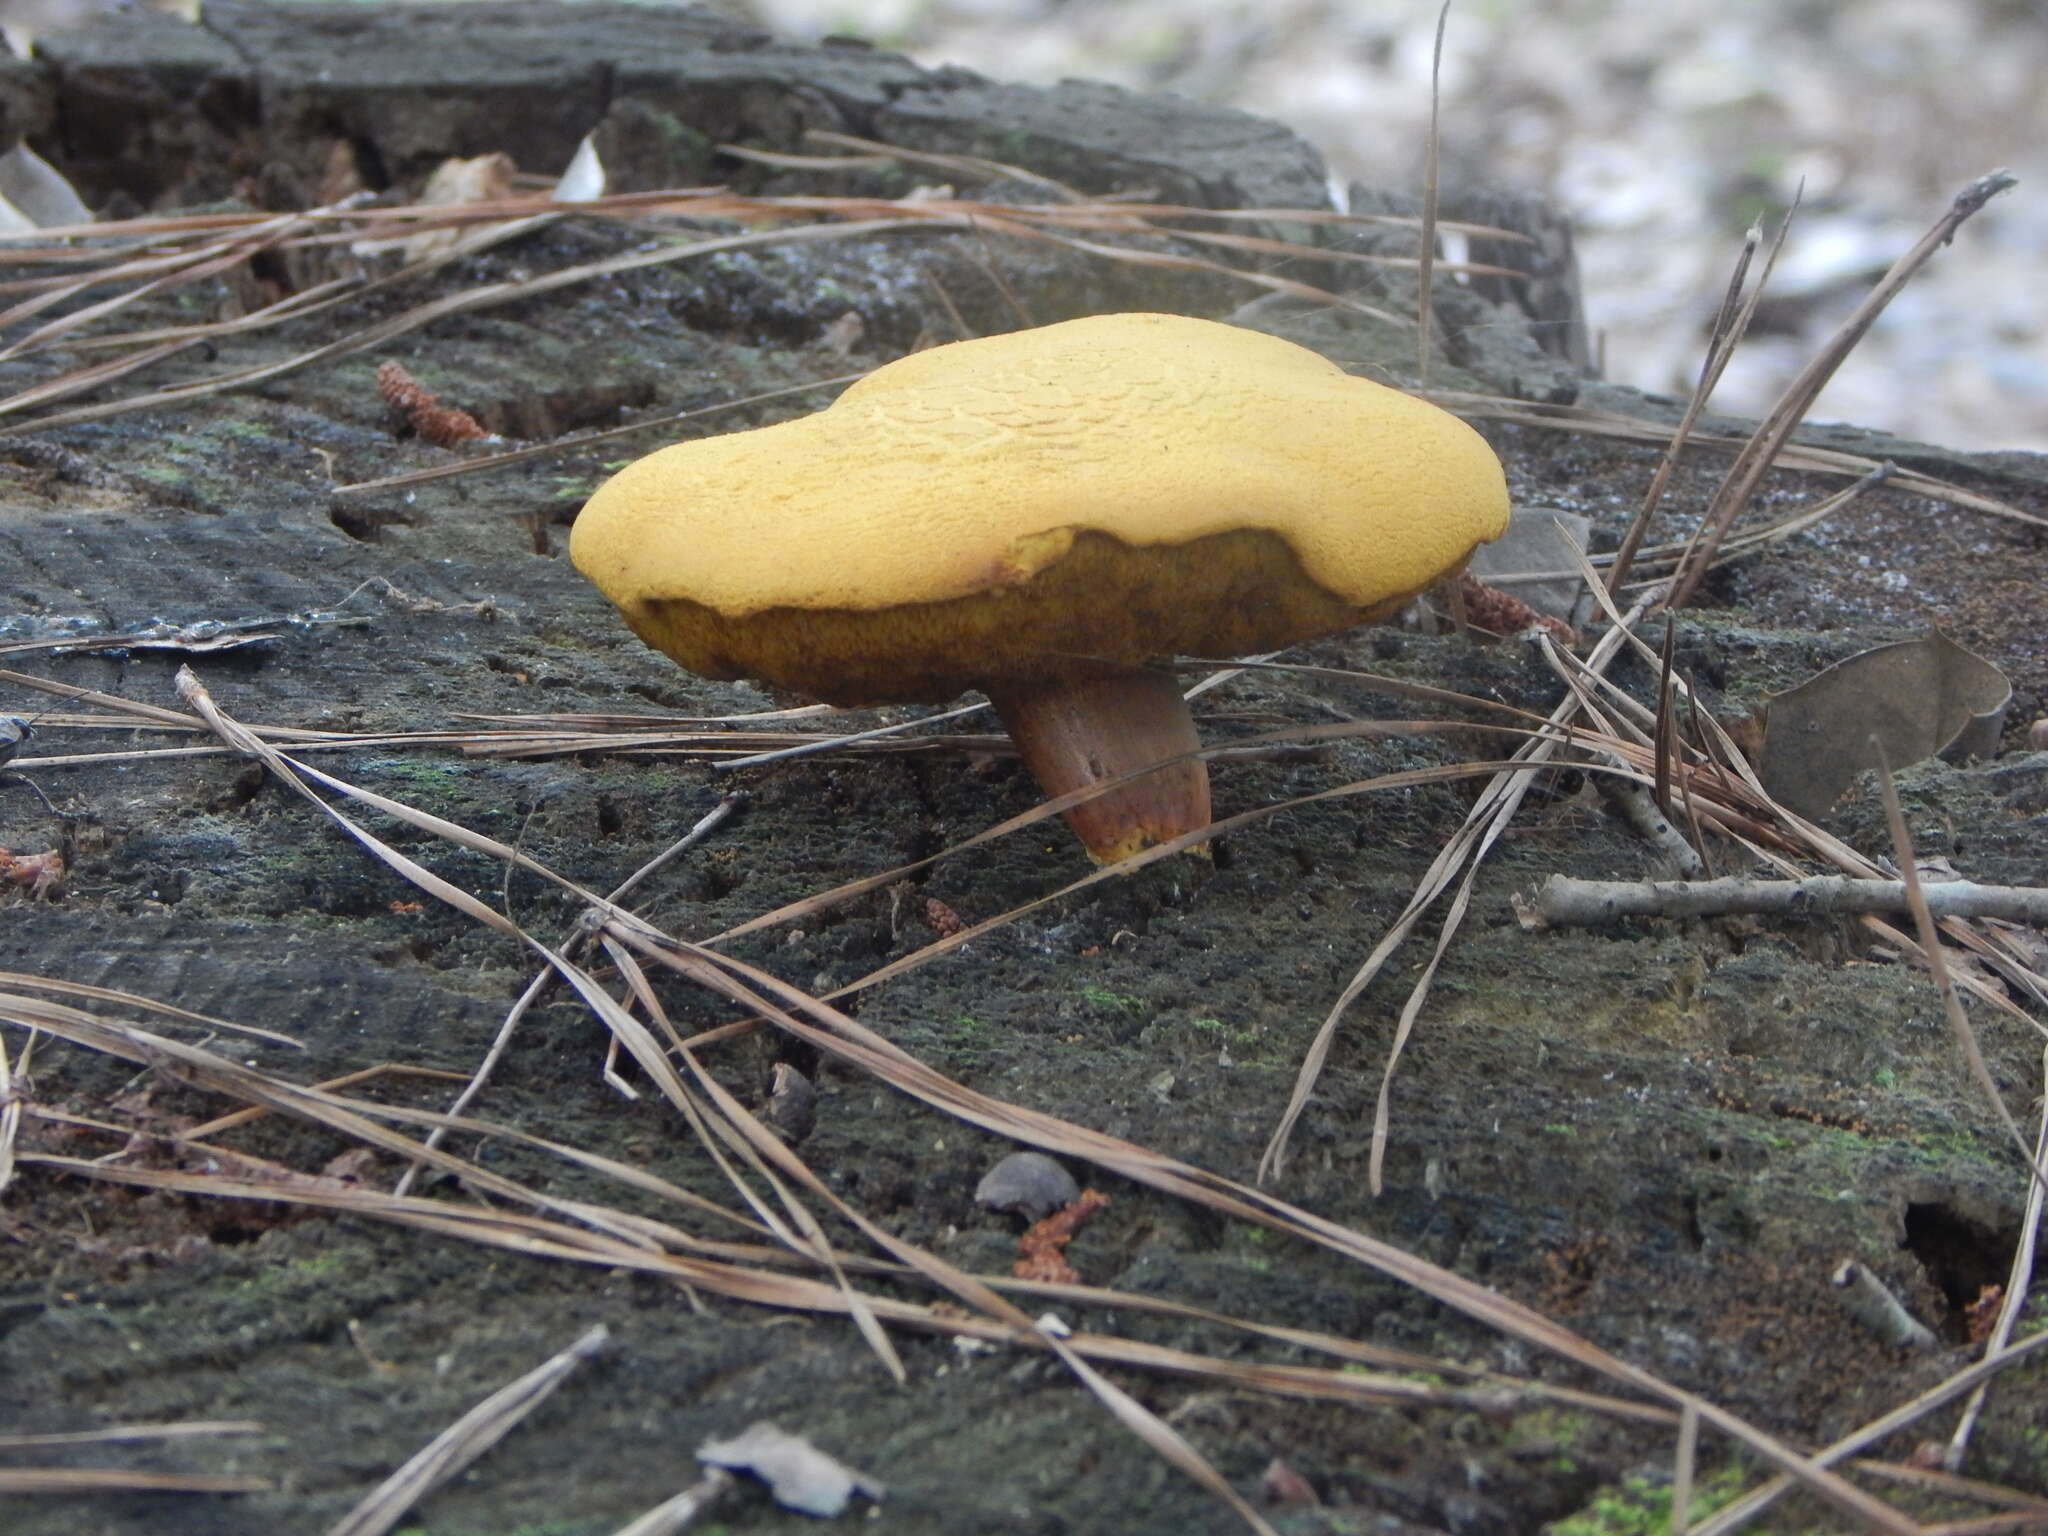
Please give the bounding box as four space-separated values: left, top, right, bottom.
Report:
1521 873 2048 929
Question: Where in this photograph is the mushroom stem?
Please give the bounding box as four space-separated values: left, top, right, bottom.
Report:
984 663 1210 864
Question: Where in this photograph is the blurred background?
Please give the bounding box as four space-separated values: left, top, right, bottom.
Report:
734 0 2048 452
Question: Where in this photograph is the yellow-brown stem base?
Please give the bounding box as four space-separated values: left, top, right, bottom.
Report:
986 664 1210 864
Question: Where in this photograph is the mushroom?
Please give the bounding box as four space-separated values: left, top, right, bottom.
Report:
570 312 1508 862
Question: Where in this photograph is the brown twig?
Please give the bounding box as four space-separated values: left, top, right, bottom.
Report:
0 1470 272 1494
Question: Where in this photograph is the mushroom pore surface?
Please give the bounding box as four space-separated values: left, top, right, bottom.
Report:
611 526 1388 705
570 311 1509 704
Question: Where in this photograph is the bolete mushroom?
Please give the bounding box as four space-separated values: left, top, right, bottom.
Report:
571 312 1508 862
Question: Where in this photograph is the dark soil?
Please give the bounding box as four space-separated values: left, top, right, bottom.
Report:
1 7 2045 1534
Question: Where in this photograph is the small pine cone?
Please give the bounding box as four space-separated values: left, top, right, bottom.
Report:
1457 572 1580 646
922 896 967 936
375 360 488 448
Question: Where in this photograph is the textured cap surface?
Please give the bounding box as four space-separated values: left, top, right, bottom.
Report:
571 311 1508 701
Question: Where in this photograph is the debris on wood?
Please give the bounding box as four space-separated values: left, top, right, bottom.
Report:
1260 1456 1321 1508
974 1150 1079 1223
696 1421 883 1518
763 1062 817 1146
1455 572 1579 646
1830 1261 1938 1352
376 361 491 448
0 846 63 899
1012 1188 1109 1284
922 896 967 937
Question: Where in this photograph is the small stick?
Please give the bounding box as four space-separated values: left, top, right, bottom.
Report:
1831 1261 1938 1352
1673 672 1719 879
610 1468 736 1536
0 1419 263 1449
967 223 1035 328
1593 778 1706 879
1852 1457 2048 1514
0 1026 18 1198
0 1470 271 1494
1415 0 1451 384
2 709 69 816
325 1325 608 1536
922 270 973 340
183 1063 462 1141
1524 873 2048 929
606 793 746 904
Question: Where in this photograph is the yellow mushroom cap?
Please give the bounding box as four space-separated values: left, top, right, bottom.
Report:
571 312 1509 704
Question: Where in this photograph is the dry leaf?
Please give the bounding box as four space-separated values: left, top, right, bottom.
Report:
398 154 517 261
818 311 865 358
1754 630 2012 818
